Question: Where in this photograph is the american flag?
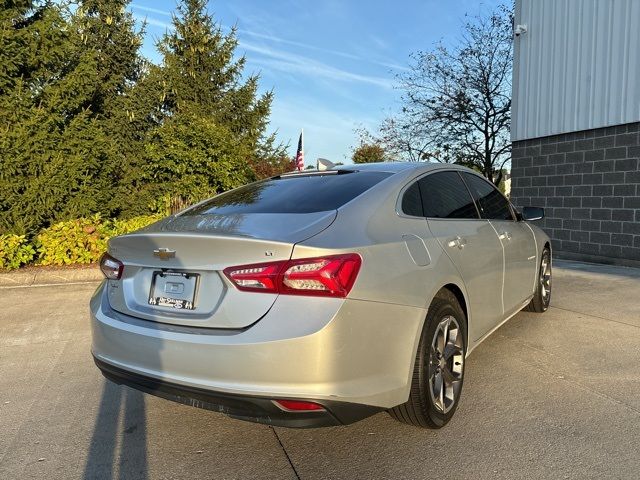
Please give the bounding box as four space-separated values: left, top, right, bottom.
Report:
295 130 304 171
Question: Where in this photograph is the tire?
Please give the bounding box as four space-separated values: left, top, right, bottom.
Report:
389 289 467 428
524 247 552 313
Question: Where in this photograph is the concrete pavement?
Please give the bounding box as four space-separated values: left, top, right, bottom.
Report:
0 265 102 288
0 260 639 479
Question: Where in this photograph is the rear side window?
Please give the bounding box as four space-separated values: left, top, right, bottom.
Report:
461 173 514 221
401 182 423 216
185 171 391 215
418 171 479 219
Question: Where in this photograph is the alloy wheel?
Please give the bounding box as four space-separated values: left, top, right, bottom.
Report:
428 315 464 414
540 253 552 302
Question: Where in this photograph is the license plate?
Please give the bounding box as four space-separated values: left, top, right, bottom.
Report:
148 271 199 310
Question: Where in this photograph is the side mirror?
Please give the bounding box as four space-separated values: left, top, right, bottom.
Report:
521 206 544 221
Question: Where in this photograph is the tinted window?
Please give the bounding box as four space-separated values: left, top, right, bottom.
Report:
418 171 479 219
401 181 423 216
185 171 391 215
461 173 514 221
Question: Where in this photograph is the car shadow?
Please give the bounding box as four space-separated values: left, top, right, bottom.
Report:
83 380 149 480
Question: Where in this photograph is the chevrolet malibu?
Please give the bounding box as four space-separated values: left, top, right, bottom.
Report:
91 162 551 429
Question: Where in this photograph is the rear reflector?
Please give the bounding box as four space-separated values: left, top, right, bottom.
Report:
272 400 326 412
99 253 124 280
223 254 361 298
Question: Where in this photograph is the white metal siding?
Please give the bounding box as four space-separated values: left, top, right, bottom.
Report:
512 0 640 141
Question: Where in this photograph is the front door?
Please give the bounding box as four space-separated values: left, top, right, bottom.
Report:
461 172 538 315
491 219 537 314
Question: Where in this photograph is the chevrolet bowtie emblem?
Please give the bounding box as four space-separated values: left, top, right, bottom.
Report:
153 248 176 260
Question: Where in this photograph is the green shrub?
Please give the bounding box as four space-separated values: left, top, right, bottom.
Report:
111 214 163 236
0 214 161 268
0 235 36 270
34 214 161 266
35 214 111 266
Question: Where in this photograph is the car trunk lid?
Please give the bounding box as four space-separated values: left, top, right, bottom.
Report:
106 211 336 329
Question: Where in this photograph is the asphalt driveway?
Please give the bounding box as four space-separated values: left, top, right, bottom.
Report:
1 260 639 480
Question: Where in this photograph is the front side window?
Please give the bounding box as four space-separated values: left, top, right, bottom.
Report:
418 171 479 219
461 173 514 221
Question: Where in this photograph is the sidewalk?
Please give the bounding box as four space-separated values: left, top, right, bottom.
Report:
554 258 640 279
0 265 103 288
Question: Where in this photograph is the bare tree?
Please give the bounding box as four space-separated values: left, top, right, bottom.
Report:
354 120 436 162
371 4 513 184
378 115 438 162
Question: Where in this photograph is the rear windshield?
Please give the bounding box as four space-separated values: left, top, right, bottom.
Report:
185 171 392 215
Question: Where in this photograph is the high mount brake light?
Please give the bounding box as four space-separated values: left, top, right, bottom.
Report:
223 254 361 298
100 253 124 280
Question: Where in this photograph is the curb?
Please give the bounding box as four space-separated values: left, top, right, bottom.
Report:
554 258 640 278
0 266 103 288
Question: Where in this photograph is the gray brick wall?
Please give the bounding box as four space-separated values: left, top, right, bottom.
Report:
510 122 640 267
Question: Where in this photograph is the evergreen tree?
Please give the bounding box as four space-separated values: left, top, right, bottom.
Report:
0 1 81 234
143 0 284 203
0 0 150 234
71 0 154 216
249 135 294 178
0 1 54 97
0 0 287 235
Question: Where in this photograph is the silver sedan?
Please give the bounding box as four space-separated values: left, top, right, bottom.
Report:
91 162 551 428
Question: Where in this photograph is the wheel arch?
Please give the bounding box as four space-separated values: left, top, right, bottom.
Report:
543 240 552 267
438 283 469 349
409 281 470 370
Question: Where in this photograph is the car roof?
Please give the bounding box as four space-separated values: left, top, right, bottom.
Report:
334 162 426 173
278 162 429 179
334 161 478 174
278 162 477 183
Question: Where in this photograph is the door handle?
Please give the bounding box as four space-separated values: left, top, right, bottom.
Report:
447 236 467 250
498 231 512 241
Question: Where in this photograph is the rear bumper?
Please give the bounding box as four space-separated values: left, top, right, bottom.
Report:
90 282 426 425
95 357 382 428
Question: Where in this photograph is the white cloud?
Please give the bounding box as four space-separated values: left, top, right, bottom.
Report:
239 41 394 89
240 30 409 72
241 30 362 62
129 4 408 73
130 4 172 17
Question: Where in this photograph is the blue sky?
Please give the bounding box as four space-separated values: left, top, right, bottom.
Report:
128 0 503 165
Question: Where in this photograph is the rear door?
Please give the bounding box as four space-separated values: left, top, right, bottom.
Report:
461 172 538 315
418 171 505 341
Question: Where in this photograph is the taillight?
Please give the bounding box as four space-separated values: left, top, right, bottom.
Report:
100 253 124 280
221 261 286 293
223 254 361 298
279 254 361 297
